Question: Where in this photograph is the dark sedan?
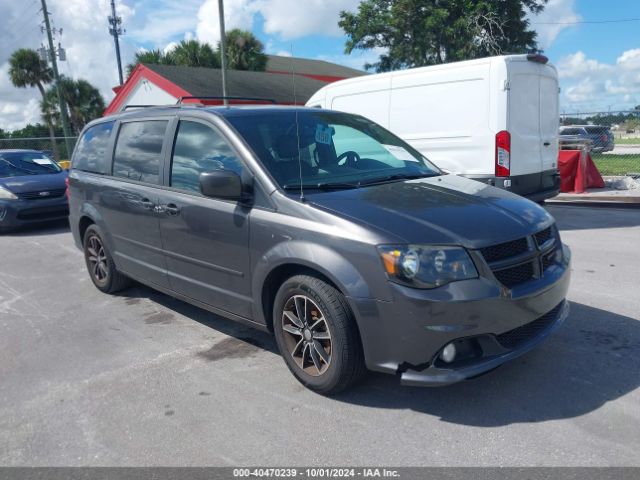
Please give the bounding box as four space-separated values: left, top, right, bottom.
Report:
0 150 69 231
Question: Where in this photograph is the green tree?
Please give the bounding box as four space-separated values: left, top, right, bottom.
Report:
223 29 268 71
171 40 219 68
7 48 60 159
339 0 547 72
42 76 105 135
125 49 175 77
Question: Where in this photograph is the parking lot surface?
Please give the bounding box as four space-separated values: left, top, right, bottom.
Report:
1 205 638 466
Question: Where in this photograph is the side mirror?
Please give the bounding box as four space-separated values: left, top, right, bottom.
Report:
199 170 244 200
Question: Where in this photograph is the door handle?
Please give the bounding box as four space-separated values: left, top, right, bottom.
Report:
164 203 180 216
543 142 551 146
140 198 155 210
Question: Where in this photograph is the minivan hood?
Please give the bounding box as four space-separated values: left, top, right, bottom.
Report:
0 171 67 194
306 174 553 248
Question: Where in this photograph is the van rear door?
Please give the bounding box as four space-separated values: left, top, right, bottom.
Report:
507 60 559 189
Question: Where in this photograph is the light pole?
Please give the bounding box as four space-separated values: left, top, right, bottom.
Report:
218 0 228 106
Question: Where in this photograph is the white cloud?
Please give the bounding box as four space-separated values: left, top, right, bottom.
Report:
556 49 640 111
529 0 581 50
195 0 256 45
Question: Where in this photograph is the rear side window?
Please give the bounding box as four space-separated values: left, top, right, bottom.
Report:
560 128 581 135
113 120 168 184
72 122 114 174
170 120 243 193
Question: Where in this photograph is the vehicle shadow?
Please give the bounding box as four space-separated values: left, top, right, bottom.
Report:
2 219 70 237
546 204 640 231
114 283 640 426
117 284 279 355
332 301 640 426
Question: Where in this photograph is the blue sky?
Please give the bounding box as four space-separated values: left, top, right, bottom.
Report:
1 0 640 130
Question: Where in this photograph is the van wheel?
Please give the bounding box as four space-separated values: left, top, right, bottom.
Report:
83 225 130 293
273 275 366 394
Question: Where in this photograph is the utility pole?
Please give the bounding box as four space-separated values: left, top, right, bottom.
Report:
108 0 124 86
218 0 228 106
40 0 73 156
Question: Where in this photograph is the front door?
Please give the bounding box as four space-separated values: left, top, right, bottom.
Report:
157 118 252 319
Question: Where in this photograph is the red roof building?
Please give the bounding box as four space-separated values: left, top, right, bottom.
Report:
104 55 365 115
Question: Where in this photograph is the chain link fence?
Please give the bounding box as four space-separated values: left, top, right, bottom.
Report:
0 137 78 164
560 110 640 177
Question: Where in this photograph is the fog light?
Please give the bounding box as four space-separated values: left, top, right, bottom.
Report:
441 343 457 363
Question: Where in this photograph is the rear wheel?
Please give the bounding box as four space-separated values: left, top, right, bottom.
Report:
273 275 366 394
83 225 130 293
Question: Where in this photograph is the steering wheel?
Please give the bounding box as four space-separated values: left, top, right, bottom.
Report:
336 150 361 167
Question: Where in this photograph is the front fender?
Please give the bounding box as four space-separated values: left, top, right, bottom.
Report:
252 240 372 325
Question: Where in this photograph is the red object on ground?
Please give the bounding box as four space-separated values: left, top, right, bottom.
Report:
558 150 605 193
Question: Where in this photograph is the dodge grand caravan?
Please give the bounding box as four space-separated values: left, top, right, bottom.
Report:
68 105 571 394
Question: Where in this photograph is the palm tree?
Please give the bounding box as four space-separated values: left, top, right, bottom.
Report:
8 48 59 159
171 40 219 68
224 29 268 71
125 49 174 77
42 77 105 135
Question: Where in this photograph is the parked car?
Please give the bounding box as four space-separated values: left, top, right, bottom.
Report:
558 125 615 153
68 105 571 393
0 149 69 231
307 54 561 202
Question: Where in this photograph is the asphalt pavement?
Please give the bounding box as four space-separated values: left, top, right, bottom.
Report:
0 205 638 466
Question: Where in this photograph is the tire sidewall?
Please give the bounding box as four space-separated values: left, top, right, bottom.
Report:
273 277 347 392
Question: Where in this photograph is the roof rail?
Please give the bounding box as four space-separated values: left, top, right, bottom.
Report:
122 104 175 111
176 96 277 105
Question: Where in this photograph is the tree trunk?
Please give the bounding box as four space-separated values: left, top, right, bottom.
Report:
36 82 60 162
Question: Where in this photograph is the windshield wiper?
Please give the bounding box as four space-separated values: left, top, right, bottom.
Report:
0 158 37 175
282 182 359 191
358 172 439 186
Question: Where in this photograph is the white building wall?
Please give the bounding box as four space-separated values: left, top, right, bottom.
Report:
119 79 178 111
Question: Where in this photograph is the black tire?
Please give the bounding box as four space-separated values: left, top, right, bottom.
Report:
273 275 366 394
83 224 131 293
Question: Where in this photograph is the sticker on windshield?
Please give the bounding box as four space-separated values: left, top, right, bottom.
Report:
32 158 54 165
382 144 418 162
315 125 333 145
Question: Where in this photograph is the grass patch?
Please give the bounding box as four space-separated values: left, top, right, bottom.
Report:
591 153 640 176
613 137 640 145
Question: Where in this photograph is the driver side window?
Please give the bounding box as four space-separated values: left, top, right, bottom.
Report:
331 125 405 167
170 120 243 193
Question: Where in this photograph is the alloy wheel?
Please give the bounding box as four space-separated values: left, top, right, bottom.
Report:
281 295 332 376
86 235 109 283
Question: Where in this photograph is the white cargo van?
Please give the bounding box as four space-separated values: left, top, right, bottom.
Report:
306 54 561 201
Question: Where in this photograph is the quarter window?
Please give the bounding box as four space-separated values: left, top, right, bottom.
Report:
113 120 168 184
170 120 243 193
72 121 114 174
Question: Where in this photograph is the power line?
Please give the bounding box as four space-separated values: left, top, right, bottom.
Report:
533 17 640 25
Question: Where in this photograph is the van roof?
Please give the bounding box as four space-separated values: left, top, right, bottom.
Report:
307 54 555 93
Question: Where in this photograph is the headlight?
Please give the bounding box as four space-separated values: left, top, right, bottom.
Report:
378 245 478 289
0 186 18 200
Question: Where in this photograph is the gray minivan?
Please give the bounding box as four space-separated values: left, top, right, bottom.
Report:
68 105 571 394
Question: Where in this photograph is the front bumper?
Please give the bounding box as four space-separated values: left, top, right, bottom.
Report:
0 196 69 230
348 245 571 386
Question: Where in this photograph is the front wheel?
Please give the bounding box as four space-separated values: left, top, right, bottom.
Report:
273 275 366 394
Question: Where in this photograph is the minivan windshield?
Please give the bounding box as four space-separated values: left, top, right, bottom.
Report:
226 110 440 190
0 151 62 178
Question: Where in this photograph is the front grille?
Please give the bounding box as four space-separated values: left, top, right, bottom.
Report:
541 250 556 271
17 188 66 200
493 262 535 288
479 237 529 263
16 205 69 221
497 302 563 349
534 227 553 247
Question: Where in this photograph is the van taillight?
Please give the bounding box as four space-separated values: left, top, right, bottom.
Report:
65 177 70 199
495 130 511 177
